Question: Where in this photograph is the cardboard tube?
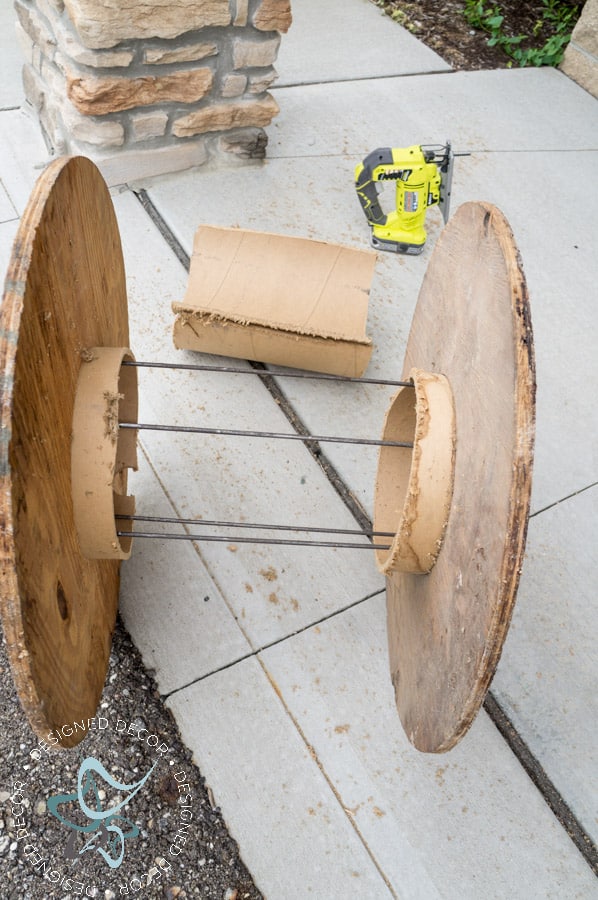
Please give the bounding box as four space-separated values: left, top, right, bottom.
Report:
71 348 138 559
374 368 455 575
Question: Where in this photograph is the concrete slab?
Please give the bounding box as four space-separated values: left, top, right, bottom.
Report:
494 485 598 844
1 10 597 894
0 109 50 214
0 4 25 109
262 596 598 898
454 149 598 514
120 378 385 648
168 655 395 899
270 67 598 157
0 180 17 224
211 146 598 519
147 65 598 515
275 0 450 87
144 147 598 518
112 190 384 654
119 450 253 695
169 594 598 898
141 66 598 880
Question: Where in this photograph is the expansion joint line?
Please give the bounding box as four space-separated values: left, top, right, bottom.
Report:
258 656 399 899
483 692 597 874
162 588 386 701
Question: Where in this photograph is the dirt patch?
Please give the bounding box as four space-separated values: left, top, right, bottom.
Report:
370 0 582 70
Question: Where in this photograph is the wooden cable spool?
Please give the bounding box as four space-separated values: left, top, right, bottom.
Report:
379 203 535 751
0 157 535 754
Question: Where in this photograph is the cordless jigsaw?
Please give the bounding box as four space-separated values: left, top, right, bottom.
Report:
354 142 455 255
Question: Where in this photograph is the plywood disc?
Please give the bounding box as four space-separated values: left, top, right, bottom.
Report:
386 202 536 753
0 157 129 747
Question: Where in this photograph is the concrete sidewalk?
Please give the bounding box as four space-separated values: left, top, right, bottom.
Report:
1 0 597 896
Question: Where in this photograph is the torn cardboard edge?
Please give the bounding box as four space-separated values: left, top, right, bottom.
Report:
172 225 377 377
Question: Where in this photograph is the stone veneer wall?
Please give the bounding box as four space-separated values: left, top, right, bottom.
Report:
15 0 292 184
560 0 598 98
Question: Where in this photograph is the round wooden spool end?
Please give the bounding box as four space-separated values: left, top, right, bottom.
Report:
0 157 130 747
385 202 536 753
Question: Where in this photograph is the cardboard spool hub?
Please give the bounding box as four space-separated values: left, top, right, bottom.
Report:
0 157 535 754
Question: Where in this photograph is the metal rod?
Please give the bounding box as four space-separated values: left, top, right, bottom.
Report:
117 530 391 550
116 512 395 539
121 422 412 449
122 359 413 389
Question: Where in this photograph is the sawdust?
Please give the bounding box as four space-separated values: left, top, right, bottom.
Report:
175 308 371 345
103 390 124 444
260 566 278 581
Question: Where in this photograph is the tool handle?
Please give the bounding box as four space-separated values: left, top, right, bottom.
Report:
354 148 394 226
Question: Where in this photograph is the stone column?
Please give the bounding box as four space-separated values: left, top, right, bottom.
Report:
15 0 292 184
560 0 598 99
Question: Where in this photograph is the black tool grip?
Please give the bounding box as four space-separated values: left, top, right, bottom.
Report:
355 148 394 226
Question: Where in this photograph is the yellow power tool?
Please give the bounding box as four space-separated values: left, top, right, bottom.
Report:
354 142 455 254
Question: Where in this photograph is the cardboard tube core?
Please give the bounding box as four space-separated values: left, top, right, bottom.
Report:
374 368 455 575
71 348 138 559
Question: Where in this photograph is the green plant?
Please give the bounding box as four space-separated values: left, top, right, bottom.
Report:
463 1 501 31
462 0 581 67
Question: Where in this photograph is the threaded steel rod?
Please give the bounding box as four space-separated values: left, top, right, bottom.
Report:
120 422 412 449
122 359 412 389
116 513 394 539
117 530 390 550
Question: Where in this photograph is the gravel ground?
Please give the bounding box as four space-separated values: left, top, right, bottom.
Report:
0 618 262 899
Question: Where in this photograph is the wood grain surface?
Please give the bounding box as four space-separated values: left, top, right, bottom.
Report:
386 202 536 753
0 157 129 747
